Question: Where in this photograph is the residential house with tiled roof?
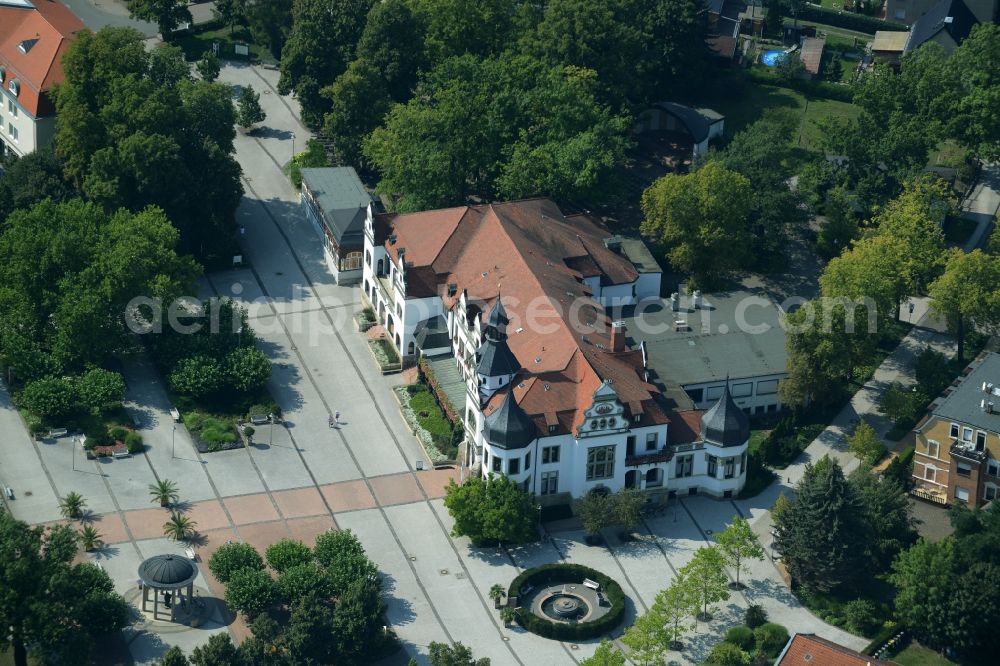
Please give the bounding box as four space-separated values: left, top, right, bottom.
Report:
361 199 749 501
775 633 899 666
913 352 1000 507
0 0 84 157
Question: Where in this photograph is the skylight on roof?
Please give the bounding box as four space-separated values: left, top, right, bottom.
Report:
17 38 39 54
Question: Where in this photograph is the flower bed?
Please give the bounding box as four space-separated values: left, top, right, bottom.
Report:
508 564 626 641
417 357 459 424
369 338 402 373
184 411 243 453
393 386 455 463
355 307 377 333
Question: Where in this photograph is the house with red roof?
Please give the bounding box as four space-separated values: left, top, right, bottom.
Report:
361 199 750 501
0 0 84 157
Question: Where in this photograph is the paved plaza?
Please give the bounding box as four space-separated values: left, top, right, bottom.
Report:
0 63 867 665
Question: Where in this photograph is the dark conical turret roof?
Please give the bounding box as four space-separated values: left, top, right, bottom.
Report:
700 384 750 447
486 297 509 330
484 391 536 450
476 336 521 378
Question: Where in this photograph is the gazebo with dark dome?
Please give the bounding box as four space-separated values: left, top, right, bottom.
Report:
137 554 198 619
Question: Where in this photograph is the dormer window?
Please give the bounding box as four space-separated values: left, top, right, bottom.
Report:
633 414 641 423
17 39 38 55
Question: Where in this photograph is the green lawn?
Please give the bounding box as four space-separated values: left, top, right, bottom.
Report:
928 140 968 169
893 643 958 666
698 82 860 153
173 26 275 65
749 428 773 457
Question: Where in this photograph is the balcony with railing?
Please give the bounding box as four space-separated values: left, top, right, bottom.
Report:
625 448 673 467
910 483 948 506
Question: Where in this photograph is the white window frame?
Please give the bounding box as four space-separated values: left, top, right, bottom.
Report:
986 484 997 501
955 487 970 502
950 423 960 438
924 465 936 483
586 445 616 481
645 432 658 451
976 431 987 451
963 427 973 442
989 460 999 477
542 445 560 464
926 439 939 458
540 471 559 495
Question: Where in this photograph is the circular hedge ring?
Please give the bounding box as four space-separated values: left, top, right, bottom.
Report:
507 563 626 641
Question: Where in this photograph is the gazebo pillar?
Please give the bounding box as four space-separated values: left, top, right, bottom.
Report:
153 589 159 618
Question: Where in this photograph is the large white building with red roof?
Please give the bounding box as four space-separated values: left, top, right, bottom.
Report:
0 0 84 157
362 199 749 501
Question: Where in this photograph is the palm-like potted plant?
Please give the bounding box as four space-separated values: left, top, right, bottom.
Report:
79 525 104 552
499 606 517 627
163 512 197 542
489 583 507 609
149 479 180 508
59 492 86 520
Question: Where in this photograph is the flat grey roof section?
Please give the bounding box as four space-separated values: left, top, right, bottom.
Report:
926 352 1000 432
300 167 371 246
620 238 662 274
625 286 787 386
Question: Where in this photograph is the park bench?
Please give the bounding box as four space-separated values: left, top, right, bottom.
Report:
583 578 600 591
185 547 197 561
169 407 181 422
5 486 13 500
47 428 69 439
250 414 269 426
113 450 131 459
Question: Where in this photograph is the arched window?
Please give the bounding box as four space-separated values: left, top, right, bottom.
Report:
376 259 384 276
407 341 415 356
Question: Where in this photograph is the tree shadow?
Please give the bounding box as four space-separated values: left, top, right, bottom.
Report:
254 126 293 141
381 573 417 627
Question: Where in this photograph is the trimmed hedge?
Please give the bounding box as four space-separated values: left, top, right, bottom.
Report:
746 68 855 103
797 6 907 34
508 564 625 641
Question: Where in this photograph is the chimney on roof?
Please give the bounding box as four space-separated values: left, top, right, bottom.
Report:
447 283 457 296
611 321 626 353
944 15 954 23
389 234 397 245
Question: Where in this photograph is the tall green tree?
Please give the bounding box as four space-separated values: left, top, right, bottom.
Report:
278 0 374 127
773 456 868 593
681 546 730 620
55 29 242 262
714 516 764 589
849 468 916 569
929 249 1000 363
246 0 294 59
282 591 338 664
237 85 267 129
816 186 859 260
0 511 129 666
333 577 389 663
847 420 887 466
443 474 537 545
943 24 1000 161
640 161 754 288
409 0 519 62
190 634 241 666
364 55 629 211
579 640 626 666
322 59 392 165
820 235 910 325
0 148 74 219
126 0 192 39
0 199 199 372
779 298 877 407
313 528 381 597
355 0 424 101
657 576 699 647
426 641 490 666
622 605 669 666
713 111 807 266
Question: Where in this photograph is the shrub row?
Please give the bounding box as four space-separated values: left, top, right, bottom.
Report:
508 564 625 640
798 6 907 34
746 68 855 103
863 622 904 655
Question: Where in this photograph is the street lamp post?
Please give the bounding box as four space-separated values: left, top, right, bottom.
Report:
172 425 176 459
269 415 274 447
72 436 77 472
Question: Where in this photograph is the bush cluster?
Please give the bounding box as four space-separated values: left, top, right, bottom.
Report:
758 418 824 467
369 339 400 367
17 369 127 422
507 564 625 640
185 411 239 451
408 386 456 453
745 68 854 103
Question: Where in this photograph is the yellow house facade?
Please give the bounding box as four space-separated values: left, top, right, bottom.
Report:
913 352 1000 507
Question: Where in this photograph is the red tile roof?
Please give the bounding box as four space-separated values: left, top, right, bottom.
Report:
800 37 825 76
0 0 84 117
378 199 669 434
777 634 899 666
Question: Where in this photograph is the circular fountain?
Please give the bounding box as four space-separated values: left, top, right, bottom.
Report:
541 592 588 622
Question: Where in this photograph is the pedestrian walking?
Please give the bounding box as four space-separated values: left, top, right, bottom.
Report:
334 410 341 425
328 415 334 428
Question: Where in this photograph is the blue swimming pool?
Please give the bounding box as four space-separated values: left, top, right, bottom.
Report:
761 50 786 67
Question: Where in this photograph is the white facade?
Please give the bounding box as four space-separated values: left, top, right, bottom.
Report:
0 85 52 157
683 374 785 415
